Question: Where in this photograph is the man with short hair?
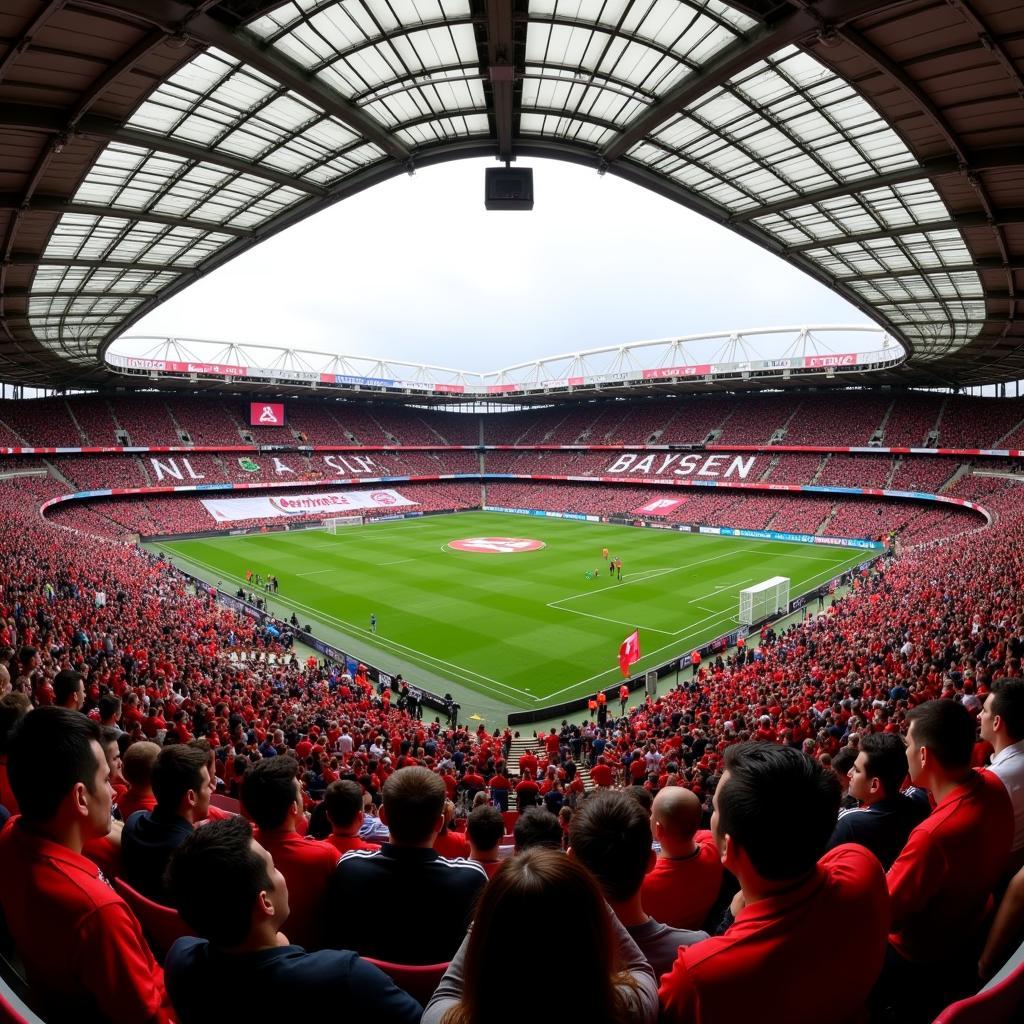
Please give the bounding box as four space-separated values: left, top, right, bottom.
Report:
324 766 487 963
466 804 505 877
122 743 212 901
659 742 889 1024
164 817 421 1022
0 707 173 1023
826 732 929 869
513 805 563 852
53 669 86 711
323 780 380 854
571 791 708 976
241 756 339 951
642 787 722 931
118 740 160 819
879 699 1014 1021
980 677 1024 858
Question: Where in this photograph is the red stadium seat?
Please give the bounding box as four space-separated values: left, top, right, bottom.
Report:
209 793 242 815
362 957 449 1005
932 959 1024 1023
111 878 195 959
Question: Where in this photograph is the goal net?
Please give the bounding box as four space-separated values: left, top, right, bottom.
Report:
323 515 365 533
739 576 791 626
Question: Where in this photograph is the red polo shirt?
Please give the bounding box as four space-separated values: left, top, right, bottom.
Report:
254 828 339 950
641 830 723 930
0 818 173 1023
435 828 472 860
117 789 157 821
888 769 1013 962
325 833 379 855
660 845 889 1024
590 762 613 787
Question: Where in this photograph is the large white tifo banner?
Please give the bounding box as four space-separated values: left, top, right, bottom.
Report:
201 489 416 523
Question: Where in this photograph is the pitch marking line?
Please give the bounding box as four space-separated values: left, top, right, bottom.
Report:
297 569 333 576
168 551 536 707
542 551 870 701
687 579 753 604
549 548 740 609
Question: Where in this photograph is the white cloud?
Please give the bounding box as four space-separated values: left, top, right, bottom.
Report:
124 157 871 370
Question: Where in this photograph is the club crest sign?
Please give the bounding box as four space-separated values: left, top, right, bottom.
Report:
448 537 546 554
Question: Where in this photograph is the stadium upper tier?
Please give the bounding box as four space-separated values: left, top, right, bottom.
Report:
3 391 1024 450
0 1 1022 390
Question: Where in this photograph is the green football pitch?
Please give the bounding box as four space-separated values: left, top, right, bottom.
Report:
158 511 868 710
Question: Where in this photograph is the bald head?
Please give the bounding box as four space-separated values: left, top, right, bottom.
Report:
652 787 702 855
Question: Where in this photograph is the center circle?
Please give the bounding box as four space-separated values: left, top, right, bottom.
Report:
448 536 546 554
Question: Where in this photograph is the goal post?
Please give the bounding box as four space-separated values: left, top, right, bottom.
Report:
739 576 791 626
322 515 365 533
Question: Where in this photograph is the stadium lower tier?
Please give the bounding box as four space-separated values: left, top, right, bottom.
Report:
38 476 1000 549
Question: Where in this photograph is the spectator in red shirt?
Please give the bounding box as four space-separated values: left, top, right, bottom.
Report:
434 799 471 859
659 742 889 1024
488 767 512 811
518 749 538 777
0 707 173 1023
467 804 504 878
876 699 1014 1022
117 740 160 819
323 780 379 855
241 755 339 951
514 771 540 810
54 669 86 712
0 692 30 815
591 757 613 788
642 787 723 931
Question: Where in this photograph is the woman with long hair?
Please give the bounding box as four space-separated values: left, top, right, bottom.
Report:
422 847 658 1024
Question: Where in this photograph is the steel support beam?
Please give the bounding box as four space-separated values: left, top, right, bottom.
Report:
0 104 327 195
600 0 913 162
0 194 253 237
485 0 517 161
73 0 411 161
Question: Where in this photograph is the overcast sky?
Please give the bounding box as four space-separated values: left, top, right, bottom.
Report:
123 156 876 372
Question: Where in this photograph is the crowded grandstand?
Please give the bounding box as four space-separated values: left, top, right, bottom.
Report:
2 0 1024 1022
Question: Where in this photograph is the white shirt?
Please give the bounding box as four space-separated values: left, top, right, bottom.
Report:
989 739 1024 851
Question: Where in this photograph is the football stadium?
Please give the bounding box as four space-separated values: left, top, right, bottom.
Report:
0 0 1023 1022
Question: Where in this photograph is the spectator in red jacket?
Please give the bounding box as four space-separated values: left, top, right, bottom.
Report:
242 755 340 950
0 707 173 1023
659 742 889 1024
876 699 1014 1022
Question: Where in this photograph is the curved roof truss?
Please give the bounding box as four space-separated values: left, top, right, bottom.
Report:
0 0 1021 389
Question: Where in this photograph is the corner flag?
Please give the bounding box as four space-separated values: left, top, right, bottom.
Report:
619 629 641 677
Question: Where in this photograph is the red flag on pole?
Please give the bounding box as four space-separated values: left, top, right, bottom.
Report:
619 630 641 677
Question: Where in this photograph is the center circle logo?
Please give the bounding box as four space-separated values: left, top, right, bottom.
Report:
448 537 546 554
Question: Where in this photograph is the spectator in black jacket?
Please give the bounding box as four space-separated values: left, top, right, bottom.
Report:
165 816 421 1022
323 766 486 964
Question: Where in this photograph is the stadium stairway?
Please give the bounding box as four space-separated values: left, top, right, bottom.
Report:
505 735 595 809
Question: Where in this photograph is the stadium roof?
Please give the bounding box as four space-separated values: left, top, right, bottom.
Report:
0 0 1021 392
